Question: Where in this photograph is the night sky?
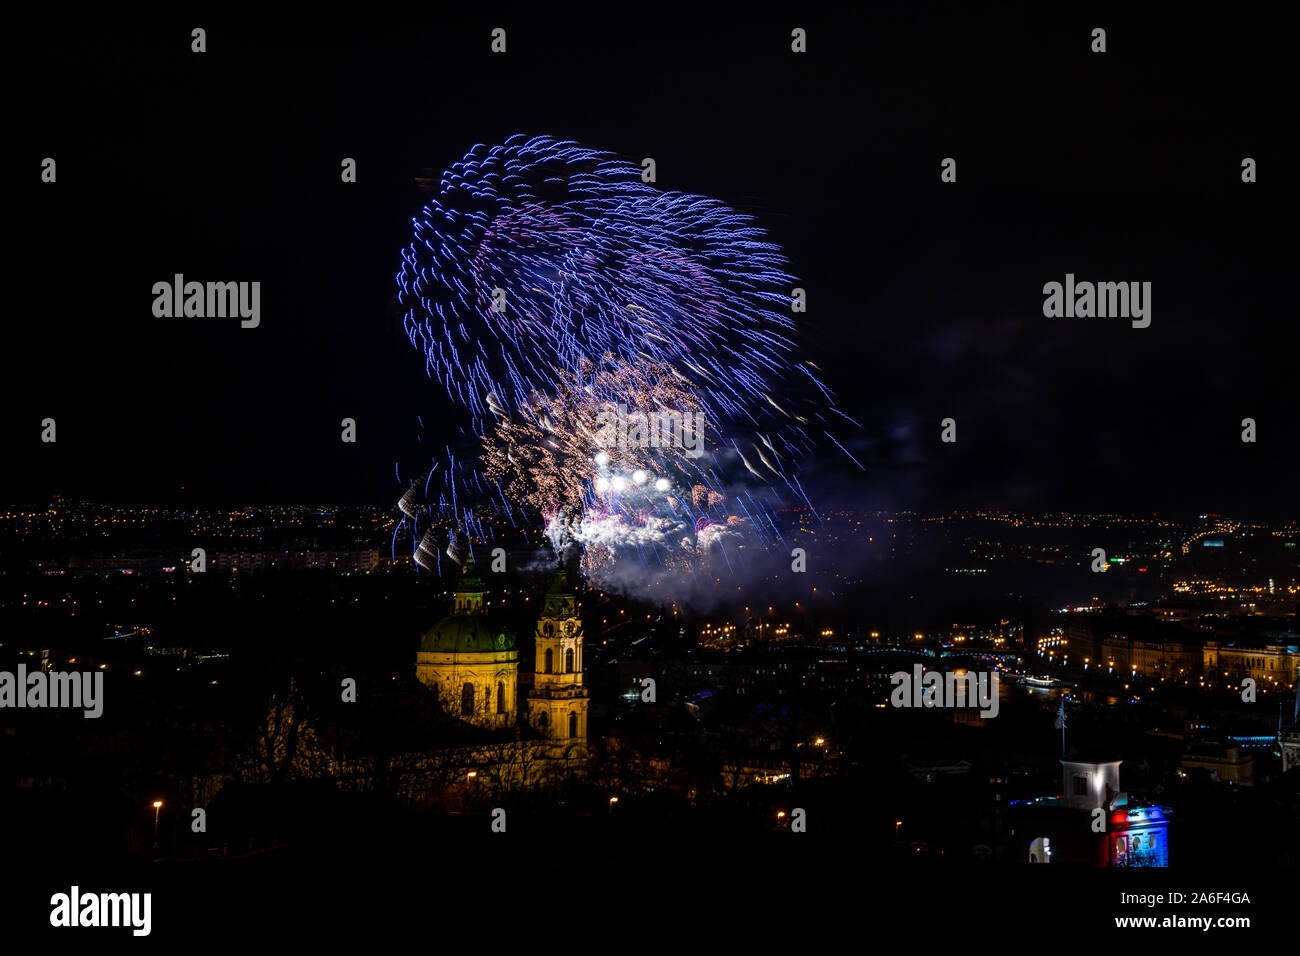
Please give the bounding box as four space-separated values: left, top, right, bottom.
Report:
8 8 1296 516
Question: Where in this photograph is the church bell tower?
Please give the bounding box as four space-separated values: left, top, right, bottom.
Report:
527 566 589 745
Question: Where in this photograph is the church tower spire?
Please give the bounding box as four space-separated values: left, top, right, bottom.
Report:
451 553 489 616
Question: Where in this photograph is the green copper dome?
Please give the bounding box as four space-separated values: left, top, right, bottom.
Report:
418 555 515 653
419 615 516 654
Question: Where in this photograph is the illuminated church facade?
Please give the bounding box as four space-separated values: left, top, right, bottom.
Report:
416 558 589 755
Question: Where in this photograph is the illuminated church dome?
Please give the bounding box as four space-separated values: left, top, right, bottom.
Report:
419 556 516 652
416 555 517 728
419 615 514 654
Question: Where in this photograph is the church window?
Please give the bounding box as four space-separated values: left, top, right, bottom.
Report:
569 711 577 738
545 648 553 673
565 648 575 673
497 681 506 714
461 683 474 716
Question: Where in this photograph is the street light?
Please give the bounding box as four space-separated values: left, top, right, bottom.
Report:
152 801 163 849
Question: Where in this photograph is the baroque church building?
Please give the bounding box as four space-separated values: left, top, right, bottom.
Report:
416 557 589 755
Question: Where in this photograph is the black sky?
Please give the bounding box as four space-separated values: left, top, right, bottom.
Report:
7 7 1296 516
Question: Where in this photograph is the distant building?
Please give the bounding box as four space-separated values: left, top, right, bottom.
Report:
211 548 379 572
1203 641 1299 687
1181 746 1253 785
1099 636 1199 681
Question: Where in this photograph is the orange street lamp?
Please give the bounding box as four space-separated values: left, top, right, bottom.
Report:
152 801 163 848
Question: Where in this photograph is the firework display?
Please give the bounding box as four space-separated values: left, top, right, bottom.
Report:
392 134 858 589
